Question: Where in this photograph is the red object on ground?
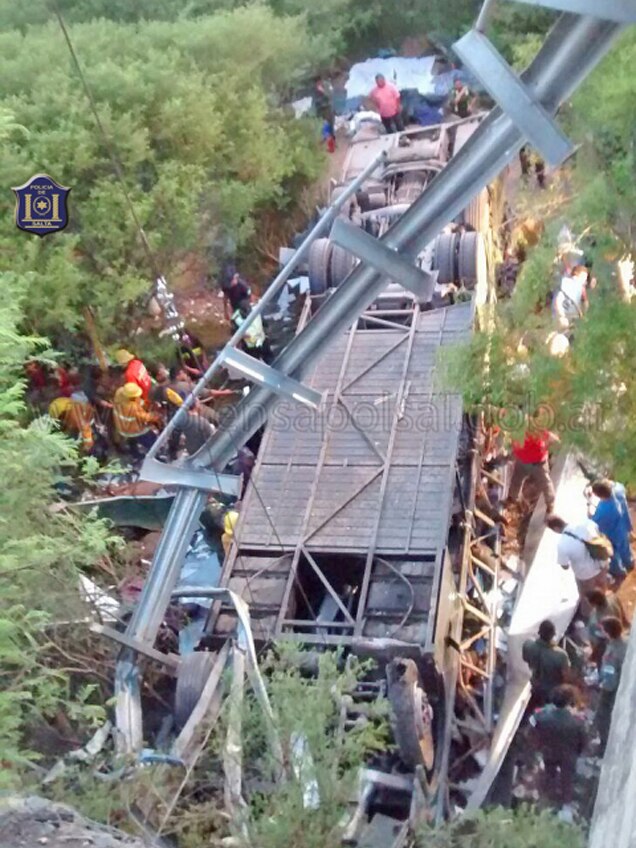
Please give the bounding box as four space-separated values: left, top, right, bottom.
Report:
512 431 550 464
125 358 152 401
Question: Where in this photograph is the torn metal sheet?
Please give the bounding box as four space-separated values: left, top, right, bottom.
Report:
42 721 113 785
78 575 119 623
290 734 320 809
171 587 286 780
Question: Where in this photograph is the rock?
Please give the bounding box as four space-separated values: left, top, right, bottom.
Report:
0 798 148 848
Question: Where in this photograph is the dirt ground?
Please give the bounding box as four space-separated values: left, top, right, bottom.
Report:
0 797 145 848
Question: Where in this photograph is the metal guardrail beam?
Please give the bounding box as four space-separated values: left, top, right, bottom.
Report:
115 486 207 751
454 30 575 166
510 0 636 23
330 218 437 301
220 346 323 409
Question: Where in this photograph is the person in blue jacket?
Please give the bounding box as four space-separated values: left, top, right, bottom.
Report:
590 478 633 580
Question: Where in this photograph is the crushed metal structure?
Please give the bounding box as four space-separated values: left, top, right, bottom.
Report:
213 302 473 650
93 0 634 837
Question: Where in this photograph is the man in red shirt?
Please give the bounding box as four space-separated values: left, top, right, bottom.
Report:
369 74 404 134
115 349 152 402
508 427 559 513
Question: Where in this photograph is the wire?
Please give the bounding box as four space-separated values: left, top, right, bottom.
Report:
50 1 159 280
51 2 202 371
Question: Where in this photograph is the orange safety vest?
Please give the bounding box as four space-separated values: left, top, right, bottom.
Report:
65 400 95 452
113 387 158 437
50 397 95 452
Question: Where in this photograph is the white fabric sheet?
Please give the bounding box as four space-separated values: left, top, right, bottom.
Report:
346 56 436 100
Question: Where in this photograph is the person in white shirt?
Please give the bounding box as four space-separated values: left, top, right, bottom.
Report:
552 265 589 330
546 515 609 600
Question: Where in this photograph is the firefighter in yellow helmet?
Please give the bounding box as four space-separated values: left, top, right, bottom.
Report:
112 382 162 459
49 392 96 453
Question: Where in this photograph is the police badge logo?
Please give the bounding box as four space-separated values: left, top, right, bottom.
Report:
12 173 70 236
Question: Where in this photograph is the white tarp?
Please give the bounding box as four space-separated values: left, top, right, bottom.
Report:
345 56 436 100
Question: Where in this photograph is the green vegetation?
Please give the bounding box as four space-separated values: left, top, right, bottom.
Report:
0 271 115 785
443 29 636 485
0 6 327 346
47 648 389 847
0 0 482 350
417 806 585 848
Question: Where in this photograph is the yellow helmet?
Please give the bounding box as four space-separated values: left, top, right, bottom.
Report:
49 397 72 419
165 387 184 407
122 382 143 400
115 349 135 366
223 510 240 536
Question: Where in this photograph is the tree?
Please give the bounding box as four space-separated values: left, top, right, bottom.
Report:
0 271 116 784
442 29 636 486
416 806 585 848
0 8 327 346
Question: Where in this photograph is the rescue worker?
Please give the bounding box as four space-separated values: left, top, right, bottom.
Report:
529 685 586 811
369 73 403 134
231 302 269 360
586 589 627 667
546 514 610 603
53 363 81 398
115 349 153 401
221 509 240 557
313 75 336 151
222 269 252 321
49 392 96 453
552 264 589 331
589 478 634 581
112 382 162 459
450 78 472 119
150 364 187 413
507 426 559 514
522 619 570 708
595 616 628 753
169 394 216 459
519 145 546 189
178 331 208 378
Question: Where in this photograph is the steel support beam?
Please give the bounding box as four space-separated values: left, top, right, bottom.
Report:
509 0 636 23
220 346 323 409
454 30 575 166
115 486 207 752
140 456 241 495
330 218 437 301
476 0 498 31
